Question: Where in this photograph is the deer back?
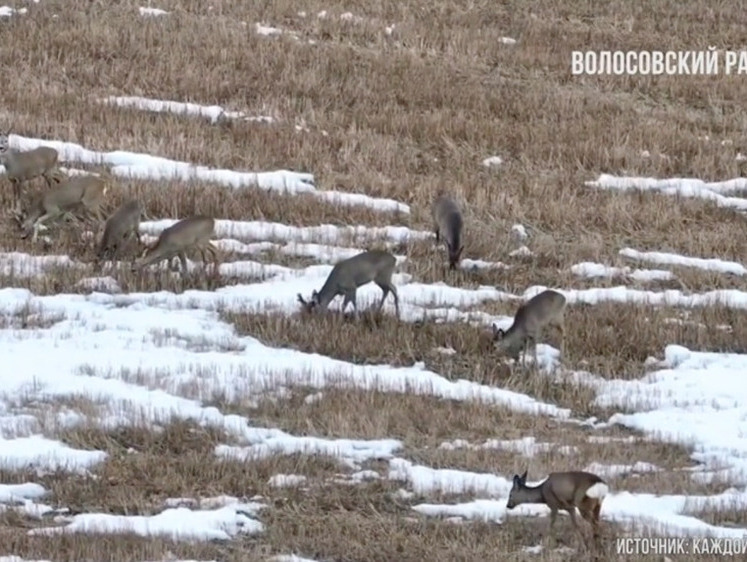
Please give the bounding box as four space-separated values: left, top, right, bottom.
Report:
543 471 606 504
432 195 463 244
315 250 395 306
4 147 58 180
518 290 566 334
99 200 141 255
158 216 215 248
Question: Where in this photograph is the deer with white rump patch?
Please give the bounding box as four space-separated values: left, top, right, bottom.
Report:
431 192 464 270
506 470 608 543
0 125 65 214
493 289 566 367
20 175 108 242
297 250 400 319
96 199 144 265
131 216 219 276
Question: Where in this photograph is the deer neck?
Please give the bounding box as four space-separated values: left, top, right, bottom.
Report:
518 483 545 504
315 278 339 309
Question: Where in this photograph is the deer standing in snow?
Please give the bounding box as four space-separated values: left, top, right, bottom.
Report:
131 216 219 276
493 289 566 367
506 470 608 544
297 250 400 319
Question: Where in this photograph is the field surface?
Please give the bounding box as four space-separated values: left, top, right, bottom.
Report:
2 1 747 561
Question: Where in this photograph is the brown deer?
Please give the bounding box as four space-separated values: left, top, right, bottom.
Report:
0 126 65 214
493 290 566 367
96 199 144 265
431 192 464 270
20 176 108 242
131 216 219 276
297 250 400 319
506 470 608 543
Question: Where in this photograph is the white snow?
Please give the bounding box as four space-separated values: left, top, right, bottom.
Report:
0 6 27 17
140 219 429 246
570 262 675 283
508 245 533 258
522 284 747 312
0 252 82 277
438 437 577 456
583 461 662 478
482 156 503 167
268 554 316 562
255 23 283 36
499 37 517 45
100 96 275 125
4 133 409 214
459 258 509 271
510 224 528 241
268 474 307 488
586 174 747 212
30 502 265 541
139 7 168 17
0 435 106 473
619 248 747 276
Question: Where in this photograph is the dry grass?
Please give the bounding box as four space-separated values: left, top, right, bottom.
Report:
2 0 747 560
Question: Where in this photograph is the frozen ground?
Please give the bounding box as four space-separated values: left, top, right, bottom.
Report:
3 127 747 558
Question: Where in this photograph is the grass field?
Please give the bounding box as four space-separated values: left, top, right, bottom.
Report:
2 1 747 561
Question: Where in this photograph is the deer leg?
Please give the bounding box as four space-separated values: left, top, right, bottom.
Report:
11 180 23 216
24 209 62 240
390 284 400 319
177 251 188 276
557 316 565 358
375 282 389 312
546 507 559 546
204 243 220 274
349 290 360 319
341 293 352 315
566 506 582 534
202 242 218 273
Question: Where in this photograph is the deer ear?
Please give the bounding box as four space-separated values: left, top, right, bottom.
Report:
512 474 521 486
520 470 528 482
457 245 464 259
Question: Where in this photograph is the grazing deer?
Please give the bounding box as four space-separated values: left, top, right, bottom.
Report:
0 126 65 214
506 470 608 543
493 289 566 367
131 215 218 276
20 176 108 242
96 199 144 265
431 192 464 270
297 250 400 319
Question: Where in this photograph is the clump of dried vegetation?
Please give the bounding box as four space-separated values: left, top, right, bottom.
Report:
1 0 747 560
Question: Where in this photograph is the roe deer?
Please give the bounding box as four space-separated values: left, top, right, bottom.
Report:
297 250 400 319
131 216 218 276
431 192 464 270
506 470 608 543
21 176 108 242
0 126 65 213
96 199 144 264
492 289 566 367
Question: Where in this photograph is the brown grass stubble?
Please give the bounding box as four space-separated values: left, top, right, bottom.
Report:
1 0 747 559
